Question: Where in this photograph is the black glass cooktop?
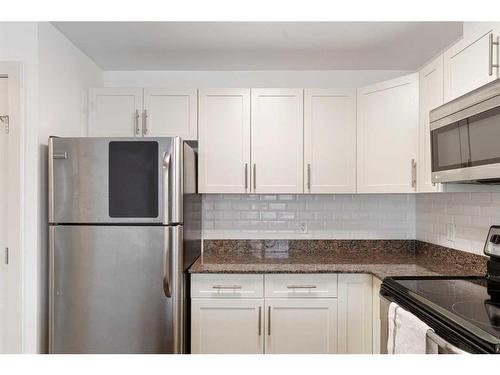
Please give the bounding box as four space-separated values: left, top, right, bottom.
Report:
383 276 500 352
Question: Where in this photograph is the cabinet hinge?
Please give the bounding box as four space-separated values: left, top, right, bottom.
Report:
4 247 8 265
1 115 9 134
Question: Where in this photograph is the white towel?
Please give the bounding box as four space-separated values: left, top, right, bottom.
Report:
387 302 430 354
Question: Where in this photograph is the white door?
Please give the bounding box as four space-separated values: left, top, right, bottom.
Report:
357 73 419 193
0 77 7 353
265 299 338 354
198 89 251 193
304 89 356 193
338 274 373 354
443 25 500 102
88 88 143 137
251 89 303 193
419 56 444 193
191 299 264 354
143 89 197 139
0 74 22 353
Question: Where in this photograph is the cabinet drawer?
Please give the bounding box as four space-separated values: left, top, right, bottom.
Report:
265 274 338 298
191 274 264 298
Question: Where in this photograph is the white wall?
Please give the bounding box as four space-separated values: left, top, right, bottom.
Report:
103 70 411 89
416 192 500 256
203 194 416 240
36 22 103 353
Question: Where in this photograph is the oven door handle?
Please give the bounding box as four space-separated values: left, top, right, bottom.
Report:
426 330 469 354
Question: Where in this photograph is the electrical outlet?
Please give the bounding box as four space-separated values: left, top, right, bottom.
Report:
446 223 455 242
298 222 308 234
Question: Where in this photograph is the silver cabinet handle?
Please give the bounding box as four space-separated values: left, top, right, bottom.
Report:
258 306 262 336
163 227 171 298
142 109 148 136
267 306 271 336
135 109 140 136
489 33 499 76
212 285 242 289
286 285 317 289
307 163 311 192
411 158 417 189
253 164 256 191
245 163 248 191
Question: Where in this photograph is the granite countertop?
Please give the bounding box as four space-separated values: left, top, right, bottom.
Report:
189 240 488 280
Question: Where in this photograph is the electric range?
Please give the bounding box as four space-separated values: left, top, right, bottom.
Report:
380 226 500 354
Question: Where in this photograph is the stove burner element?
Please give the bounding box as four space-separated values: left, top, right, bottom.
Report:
417 280 473 299
452 300 500 331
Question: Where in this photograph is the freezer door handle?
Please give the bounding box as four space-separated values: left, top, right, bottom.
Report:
163 151 171 224
163 227 171 298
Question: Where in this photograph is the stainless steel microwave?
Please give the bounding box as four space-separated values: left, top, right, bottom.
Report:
431 78 500 184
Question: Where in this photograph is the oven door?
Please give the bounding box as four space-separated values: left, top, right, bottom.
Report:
49 137 183 224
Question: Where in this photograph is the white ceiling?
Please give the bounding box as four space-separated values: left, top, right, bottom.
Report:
52 22 463 71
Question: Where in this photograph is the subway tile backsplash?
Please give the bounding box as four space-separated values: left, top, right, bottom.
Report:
201 192 500 256
416 192 500 256
202 194 416 240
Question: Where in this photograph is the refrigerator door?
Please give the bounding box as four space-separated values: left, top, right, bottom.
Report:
49 225 186 354
48 137 183 225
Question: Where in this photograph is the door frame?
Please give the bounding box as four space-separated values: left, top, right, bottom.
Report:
0 62 24 353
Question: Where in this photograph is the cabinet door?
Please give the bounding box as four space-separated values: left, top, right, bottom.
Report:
143 89 197 139
88 88 143 137
419 56 444 193
198 89 251 193
304 89 356 193
251 89 304 193
444 25 500 102
357 74 419 193
338 274 373 354
191 299 264 354
372 277 382 354
265 299 338 354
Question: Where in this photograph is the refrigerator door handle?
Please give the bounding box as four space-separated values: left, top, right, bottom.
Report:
163 152 171 224
163 227 171 298
170 226 184 353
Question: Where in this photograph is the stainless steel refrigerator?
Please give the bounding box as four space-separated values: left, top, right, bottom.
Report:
48 136 201 354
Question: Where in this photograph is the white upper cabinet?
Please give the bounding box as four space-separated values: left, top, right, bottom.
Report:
251 89 304 194
418 56 444 193
357 73 419 193
443 24 500 102
142 89 197 139
304 89 356 193
88 88 143 137
198 89 251 193
88 88 197 139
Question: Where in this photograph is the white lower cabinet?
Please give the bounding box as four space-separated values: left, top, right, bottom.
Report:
337 274 373 354
191 273 376 354
191 299 264 354
265 299 338 354
372 277 382 354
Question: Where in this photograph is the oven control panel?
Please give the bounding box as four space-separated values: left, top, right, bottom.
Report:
484 226 500 258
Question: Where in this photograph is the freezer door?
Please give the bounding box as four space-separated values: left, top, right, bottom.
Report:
49 225 186 354
48 137 183 224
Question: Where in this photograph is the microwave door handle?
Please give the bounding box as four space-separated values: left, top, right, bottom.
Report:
163 152 171 224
